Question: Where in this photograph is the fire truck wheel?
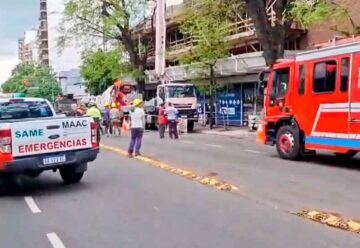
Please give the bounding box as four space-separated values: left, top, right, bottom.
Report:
276 125 302 160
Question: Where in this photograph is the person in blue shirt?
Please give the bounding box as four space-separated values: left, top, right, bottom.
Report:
165 102 179 139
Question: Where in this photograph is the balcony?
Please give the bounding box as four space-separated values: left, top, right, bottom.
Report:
146 50 299 83
39 21 48 31
40 2 47 12
39 12 47 20
41 53 49 60
163 0 304 54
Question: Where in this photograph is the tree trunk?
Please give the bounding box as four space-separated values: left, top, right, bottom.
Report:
245 0 286 66
209 65 216 129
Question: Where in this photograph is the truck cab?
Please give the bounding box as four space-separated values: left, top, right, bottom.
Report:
146 83 198 132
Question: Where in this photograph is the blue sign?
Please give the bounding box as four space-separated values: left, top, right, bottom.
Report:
216 92 242 126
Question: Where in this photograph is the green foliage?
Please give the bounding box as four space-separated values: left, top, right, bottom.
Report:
80 48 124 95
60 0 154 92
179 0 242 66
290 0 359 36
2 64 61 101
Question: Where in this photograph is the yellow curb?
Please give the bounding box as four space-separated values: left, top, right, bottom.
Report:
294 209 360 234
100 144 238 192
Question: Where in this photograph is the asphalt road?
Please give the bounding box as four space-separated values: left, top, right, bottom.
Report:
0 131 360 247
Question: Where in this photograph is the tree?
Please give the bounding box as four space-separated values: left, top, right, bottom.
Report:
80 48 127 95
2 64 61 101
59 0 156 94
179 0 242 128
243 0 356 66
290 0 360 37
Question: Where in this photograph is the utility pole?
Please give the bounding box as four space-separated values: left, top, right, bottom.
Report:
155 0 166 85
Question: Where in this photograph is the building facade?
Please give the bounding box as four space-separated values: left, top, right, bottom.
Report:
38 0 49 66
18 30 39 64
58 69 87 97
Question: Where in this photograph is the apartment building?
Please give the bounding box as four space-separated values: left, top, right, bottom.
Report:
18 30 38 64
142 0 360 126
38 0 49 66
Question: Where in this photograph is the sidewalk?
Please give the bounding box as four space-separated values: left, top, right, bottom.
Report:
195 126 256 139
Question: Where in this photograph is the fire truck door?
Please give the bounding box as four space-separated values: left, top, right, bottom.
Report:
349 53 360 135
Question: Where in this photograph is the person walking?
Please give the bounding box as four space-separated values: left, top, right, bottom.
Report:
166 102 179 139
128 99 145 157
110 102 122 136
102 101 111 137
158 102 167 139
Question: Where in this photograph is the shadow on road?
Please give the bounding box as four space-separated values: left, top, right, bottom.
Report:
269 153 360 171
0 174 91 197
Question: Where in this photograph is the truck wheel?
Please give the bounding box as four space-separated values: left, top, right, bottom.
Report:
60 167 84 184
187 121 194 132
276 125 302 160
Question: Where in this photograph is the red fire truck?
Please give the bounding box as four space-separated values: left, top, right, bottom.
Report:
257 40 360 160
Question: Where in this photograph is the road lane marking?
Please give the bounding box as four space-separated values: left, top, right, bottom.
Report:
24 196 41 214
293 209 360 234
101 144 238 192
47 233 66 248
244 149 264 154
205 144 223 148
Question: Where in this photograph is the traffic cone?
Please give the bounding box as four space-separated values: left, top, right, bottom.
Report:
122 119 130 133
256 120 266 144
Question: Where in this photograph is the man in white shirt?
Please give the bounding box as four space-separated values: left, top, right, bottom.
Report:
128 99 146 157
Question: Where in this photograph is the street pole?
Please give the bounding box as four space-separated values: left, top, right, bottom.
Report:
155 0 166 85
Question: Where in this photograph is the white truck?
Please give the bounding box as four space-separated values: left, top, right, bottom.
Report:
0 97 99 184
144 83 198 132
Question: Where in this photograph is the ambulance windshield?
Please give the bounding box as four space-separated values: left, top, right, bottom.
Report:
0 101 53 120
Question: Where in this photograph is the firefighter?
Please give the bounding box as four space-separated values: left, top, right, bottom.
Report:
102 101 111 137
110 102 122 136
86 101 102 140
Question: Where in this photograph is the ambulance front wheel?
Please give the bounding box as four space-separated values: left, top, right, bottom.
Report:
276 125 302 160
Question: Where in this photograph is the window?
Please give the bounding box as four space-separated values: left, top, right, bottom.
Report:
272 68 290 98
166 85 196 98
158 87 165 101
0 100 53 120
313 60 337 93
340 58 350 92
298 65 306 95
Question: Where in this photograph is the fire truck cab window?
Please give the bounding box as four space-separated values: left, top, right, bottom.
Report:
340 58 350 92
313 60 337 93
272 68 290 98
298 65 306 95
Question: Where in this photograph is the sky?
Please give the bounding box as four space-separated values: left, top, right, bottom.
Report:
0 0 183 85
0 0 39 84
